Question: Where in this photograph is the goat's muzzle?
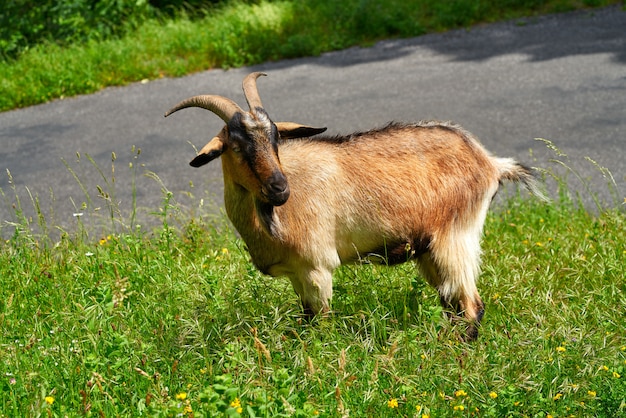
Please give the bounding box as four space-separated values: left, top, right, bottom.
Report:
263 171 290 206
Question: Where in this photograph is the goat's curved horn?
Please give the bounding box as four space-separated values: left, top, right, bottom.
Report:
242 72 267 110
164 95 244 123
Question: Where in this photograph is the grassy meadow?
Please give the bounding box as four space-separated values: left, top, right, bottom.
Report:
0 147 625 417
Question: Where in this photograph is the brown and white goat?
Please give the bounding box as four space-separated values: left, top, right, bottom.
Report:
165 72 545 340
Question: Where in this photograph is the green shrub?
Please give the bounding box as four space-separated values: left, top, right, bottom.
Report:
0 0 156 60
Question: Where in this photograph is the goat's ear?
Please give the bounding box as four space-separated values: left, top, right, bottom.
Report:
190 136 224 167
276 122 327 139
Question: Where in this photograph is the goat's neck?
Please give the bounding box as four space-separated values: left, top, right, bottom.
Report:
222 178 286 275
220 153 284 239
222 174 282 241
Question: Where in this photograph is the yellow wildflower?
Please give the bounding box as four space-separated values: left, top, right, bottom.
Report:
613 371 621 378
453 405 465 411
176 392 187 401
553 393 563 401
489 391 498 399
422 415 430 418
230 397 242 413
556 346 566 353
600 365 609 371
588 390 597 397
454 389 468 397
44 396 54 405
387 398 399 408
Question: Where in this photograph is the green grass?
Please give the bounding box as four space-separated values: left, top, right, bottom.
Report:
1 151 625 416
0 2 625 415
1 0 623 112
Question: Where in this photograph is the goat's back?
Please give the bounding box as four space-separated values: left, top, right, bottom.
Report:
276 121 502 260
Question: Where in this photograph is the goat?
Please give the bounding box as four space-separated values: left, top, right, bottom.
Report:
165 72 545 340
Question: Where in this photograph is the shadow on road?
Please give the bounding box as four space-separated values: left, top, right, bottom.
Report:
265 6 626 70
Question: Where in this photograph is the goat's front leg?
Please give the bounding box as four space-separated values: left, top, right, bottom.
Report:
289 268 333 317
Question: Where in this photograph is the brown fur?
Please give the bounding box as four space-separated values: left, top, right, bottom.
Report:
168 75 546 341
219 120 541 340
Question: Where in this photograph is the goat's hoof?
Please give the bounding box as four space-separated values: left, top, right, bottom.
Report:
300 303 330 322
301 305 316 320
463 325 480 342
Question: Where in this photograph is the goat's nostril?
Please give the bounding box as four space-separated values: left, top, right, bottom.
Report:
265 172 290 206
269 180 287 194
268 172 288 193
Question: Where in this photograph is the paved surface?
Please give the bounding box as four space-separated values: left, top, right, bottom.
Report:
1 6 625 237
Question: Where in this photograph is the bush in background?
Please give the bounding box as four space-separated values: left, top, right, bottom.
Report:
0 0 231 60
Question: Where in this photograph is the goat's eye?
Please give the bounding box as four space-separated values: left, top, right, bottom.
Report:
231 145 241 153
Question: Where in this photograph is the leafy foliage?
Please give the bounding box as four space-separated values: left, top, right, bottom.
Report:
0 0 234 60
0 0 152 60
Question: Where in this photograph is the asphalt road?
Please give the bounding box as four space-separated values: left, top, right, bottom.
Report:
1 6 625 237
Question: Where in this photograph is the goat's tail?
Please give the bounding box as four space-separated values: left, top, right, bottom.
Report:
495 157 549 202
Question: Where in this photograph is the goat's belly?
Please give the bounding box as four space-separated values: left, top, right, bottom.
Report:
339 236 430 266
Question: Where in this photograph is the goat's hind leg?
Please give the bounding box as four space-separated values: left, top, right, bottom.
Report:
417 234 485 340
